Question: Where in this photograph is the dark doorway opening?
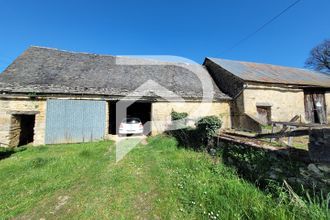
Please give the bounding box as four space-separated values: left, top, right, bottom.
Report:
109 101 152 135
18 115 35 146
109 101 117 135
304 90 327 124
10 114 36 147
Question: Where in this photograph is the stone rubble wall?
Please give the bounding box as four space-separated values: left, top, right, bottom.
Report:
0 99 47 147
218 136 330 195
0 98 232 147
309 128 330 163
8 115 21 147
151 101 231 135
243 83 306 122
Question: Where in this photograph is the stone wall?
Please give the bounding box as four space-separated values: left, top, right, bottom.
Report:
309 128 330 163
243 83 306 122
229 93 262 132
8 115 21 147
151 101 231 134
230 93 244 130
219 137 330 196
0 98 46 147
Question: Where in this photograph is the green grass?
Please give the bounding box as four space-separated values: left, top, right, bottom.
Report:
0 135 328 219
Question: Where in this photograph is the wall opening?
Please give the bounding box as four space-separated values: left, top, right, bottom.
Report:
256 106 271 124
10 114 35 147
109 101 117 135
109 101 152 135
304 90 327 124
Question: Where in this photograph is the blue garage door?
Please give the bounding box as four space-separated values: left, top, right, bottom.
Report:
45 100 106 144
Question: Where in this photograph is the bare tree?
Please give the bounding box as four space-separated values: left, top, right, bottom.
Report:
305 39 330 74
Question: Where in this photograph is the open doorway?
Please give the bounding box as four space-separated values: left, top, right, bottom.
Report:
109 101 152 135
9 114 35 147
304 91 327 124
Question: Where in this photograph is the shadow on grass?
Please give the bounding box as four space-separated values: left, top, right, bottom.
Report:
168 132 329 206
0 147 26 160
165 128 202 150
219 140 330 206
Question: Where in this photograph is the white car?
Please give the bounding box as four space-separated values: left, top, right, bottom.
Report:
118 117 143 135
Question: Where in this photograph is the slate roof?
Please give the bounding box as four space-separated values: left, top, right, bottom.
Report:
0 47 230 100
206 58 330 88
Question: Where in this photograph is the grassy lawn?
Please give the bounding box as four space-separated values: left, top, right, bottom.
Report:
0 136 328 219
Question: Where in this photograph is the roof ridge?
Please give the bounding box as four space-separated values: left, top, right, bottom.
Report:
29 46 199 66
208 57 329 76
29 45 116 58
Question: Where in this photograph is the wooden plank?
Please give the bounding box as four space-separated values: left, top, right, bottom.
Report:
271 121 329 128
7 110 40 115
313 93 327 124
304 92 314 123
255 129 309 139
274 115 300 142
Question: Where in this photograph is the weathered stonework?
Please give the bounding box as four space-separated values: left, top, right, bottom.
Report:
0 98 46 147
0 96 231 146
8 115 21 147
219 136 330 196
228 83 308 132
309 128 330 163
151 101 231 134
244 83 306 122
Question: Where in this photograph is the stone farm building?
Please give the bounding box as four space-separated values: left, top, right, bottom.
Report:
204 58 330 132
0 47 231 147
1 46 330 147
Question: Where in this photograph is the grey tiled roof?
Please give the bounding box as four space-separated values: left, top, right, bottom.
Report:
0 47 230 100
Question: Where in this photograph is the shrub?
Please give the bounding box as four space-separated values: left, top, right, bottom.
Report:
195 116 222 147
167 128 200 150
170 110 188 129
170 110 188 121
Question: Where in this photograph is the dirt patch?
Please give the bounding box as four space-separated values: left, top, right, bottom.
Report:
49 195 70 214
140 139 148 145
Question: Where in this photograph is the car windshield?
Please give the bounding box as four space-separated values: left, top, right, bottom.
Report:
122 118 141 124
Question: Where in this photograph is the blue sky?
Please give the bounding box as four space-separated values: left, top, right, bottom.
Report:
0 0 329 72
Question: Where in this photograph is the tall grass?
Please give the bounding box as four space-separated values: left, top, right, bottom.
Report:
0 136 328 219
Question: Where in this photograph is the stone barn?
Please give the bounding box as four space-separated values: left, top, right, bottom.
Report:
204 58 330 132
0 46 231 147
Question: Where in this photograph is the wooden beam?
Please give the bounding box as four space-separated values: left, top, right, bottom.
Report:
7 111 40 115
255 129 309 139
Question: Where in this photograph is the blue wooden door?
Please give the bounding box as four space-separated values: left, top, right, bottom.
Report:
45 99 106 144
